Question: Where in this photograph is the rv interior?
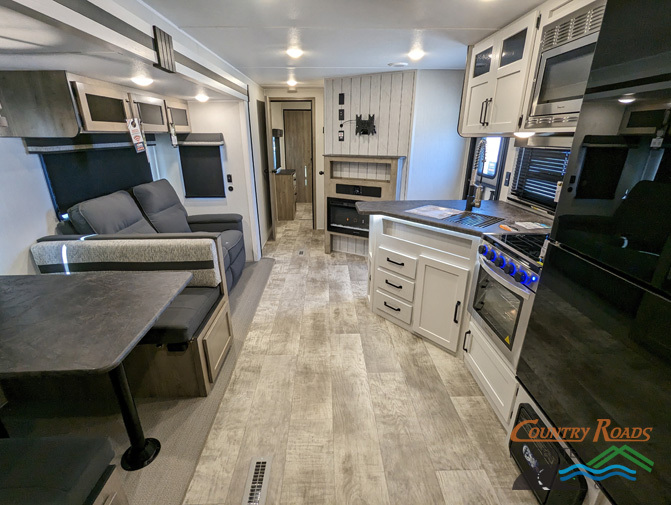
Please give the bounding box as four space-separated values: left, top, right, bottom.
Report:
0 1 670 504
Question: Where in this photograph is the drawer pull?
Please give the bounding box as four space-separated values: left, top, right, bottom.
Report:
453 301 461 324
463 330 471 352
386 257 405 267
385 279 402 289
384 301 401 312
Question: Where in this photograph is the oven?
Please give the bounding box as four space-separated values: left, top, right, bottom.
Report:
470 235 542 369
327 197 368 238
526 0 605 128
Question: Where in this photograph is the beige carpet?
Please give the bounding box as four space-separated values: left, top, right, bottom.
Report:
2 258 274 505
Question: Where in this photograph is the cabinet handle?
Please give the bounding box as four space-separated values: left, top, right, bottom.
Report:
386 257 404 267
385 279 402 289
384 301 401 312
479 99 487 125
463 330 471 352
483 98 492 126
453 301 461 324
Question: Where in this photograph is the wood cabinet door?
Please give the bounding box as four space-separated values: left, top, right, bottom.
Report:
487 10 539 133
412 255 469 352
461 37 496 135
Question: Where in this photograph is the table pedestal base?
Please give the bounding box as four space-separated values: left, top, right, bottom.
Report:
121 437 161 471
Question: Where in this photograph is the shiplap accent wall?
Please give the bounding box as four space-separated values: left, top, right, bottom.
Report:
332 235 368 256
331 161 391 181
324 71 416 157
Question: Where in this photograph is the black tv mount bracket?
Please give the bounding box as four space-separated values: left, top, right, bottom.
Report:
355 114 376 136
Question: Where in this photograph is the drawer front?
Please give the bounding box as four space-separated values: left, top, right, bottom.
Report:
375 268 415 302
374 289 412 324
378 247 417 279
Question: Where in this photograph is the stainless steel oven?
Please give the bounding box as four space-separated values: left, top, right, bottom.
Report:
526 0 605 128
470 235 543 369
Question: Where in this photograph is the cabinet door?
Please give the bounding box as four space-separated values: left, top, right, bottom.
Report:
487 10 539 133
460 38 496 135
130 93 168 133
412 255 469 352
165 98 192 133
73 81 132 133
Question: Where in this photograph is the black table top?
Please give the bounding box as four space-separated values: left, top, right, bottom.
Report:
0 271 191 377
356 199 553 237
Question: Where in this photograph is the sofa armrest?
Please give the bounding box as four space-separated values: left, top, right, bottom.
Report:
30 237 223 288
36 232 223 242
188 214 243 233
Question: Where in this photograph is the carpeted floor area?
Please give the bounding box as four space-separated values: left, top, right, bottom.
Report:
1 258 274 505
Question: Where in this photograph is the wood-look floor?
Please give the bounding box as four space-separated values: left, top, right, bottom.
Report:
183 204 536 505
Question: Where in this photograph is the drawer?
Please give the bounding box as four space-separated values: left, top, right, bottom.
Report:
374 289 412 325
378 246 417 279
375 268 415 302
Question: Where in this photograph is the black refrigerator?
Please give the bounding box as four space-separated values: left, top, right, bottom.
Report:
516 2 671 504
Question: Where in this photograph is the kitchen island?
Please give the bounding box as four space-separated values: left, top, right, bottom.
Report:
358 199 551 355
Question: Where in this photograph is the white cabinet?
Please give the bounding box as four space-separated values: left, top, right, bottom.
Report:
460 10 539 136
412 255 469 353
464 321 519 426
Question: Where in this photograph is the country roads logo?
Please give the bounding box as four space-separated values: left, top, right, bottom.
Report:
558 445 654 482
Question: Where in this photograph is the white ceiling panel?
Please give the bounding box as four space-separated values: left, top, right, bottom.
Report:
144 0 544 86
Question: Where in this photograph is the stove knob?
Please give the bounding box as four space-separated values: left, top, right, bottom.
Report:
494 256 506 268
486 250 497 261
478 245 488 255
514 270 528 283
503 263 516 275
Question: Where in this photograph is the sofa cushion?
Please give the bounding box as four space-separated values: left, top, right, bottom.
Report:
220 229 245 269
68 191 156 235
132 179 191 233
141 286 220 345
0 436 113 505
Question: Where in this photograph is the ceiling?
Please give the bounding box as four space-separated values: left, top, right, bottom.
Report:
143 0 544 87
0 6 237 100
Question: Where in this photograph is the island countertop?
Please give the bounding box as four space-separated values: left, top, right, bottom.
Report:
355 199 553 237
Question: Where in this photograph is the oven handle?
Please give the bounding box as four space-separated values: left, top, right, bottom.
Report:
477 255 532 300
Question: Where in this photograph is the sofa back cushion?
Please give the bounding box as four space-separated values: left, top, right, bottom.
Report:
132 179 191 233
67 191 157 235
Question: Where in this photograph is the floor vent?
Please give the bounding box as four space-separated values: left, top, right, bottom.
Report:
298 250 305 255
243 457 271 505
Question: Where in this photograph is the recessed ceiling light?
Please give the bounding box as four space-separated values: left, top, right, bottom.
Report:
286 47 303 59
388 62 409 67
408 48 425 61
131 76 153 87
514 132 536 138
287 79 298 87
618 97 636 104
195 94 209 103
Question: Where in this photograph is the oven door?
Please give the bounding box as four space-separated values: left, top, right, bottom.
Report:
471 255 533 367
530 32 599 118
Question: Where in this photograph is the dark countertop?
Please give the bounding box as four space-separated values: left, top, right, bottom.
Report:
0 271 191 377
356 199 553 237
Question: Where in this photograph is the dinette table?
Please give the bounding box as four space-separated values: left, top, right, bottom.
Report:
0 271 191 470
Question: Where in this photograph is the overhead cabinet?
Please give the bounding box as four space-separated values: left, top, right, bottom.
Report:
0 71 191 138
460 10 539 136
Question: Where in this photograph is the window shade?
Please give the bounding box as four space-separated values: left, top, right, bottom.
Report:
511 147 570 210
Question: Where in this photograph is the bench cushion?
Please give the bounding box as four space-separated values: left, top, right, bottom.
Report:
0 436 113 505
68 191 156 235
132 179 191 233
142 286 220 345
220 229 245 269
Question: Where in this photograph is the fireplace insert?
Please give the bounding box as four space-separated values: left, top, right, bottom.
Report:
327 197 368 238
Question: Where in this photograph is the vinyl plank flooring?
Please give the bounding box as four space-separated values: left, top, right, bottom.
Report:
331 334 390 505
291 334 332 421
424 340 484 397
386 321 482 471
224 355 296 505
359 324 402 374
329 301 359 334
436 469 500 505
369 372 445 505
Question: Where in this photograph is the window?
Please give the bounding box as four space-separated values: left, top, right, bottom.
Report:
477 137 503 178
511 147 570 211
179 146 226 198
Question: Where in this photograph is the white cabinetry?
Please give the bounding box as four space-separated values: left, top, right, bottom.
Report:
460 10 539 136
412 256 468 353
464 320 519 426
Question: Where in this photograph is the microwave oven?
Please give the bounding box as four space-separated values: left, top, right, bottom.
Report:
526 0 606 129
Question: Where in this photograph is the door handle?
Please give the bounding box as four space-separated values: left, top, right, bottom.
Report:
386 257 404 267
384 301 401 312
453 301 461 324
483 98 492 126
319 171 324 175
479 99 487 126
463 330 471 352
385 279 402 289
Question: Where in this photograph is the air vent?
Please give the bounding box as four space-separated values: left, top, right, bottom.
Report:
540 1 606 51
243 458 271 505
